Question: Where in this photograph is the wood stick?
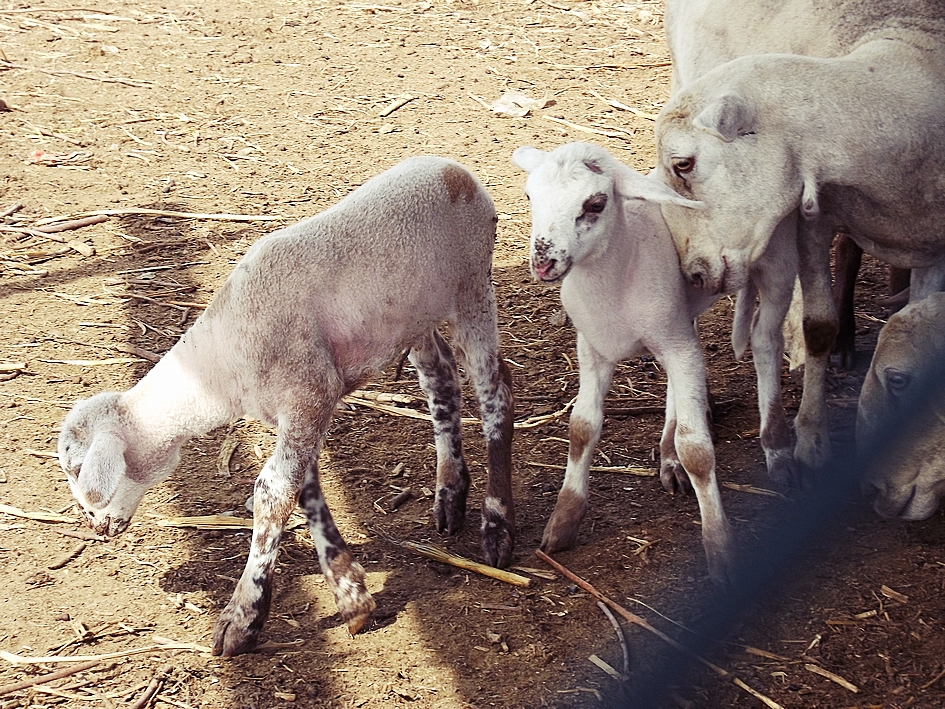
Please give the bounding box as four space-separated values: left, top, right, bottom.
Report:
0 641 208 665
34 208 286 226
35 215 109 233
379 94 414 117
597 600 630 678
0 659 100 697
129 664 173 709
535 549 784 709
54 528 106 542
526 461 657 477
47 542 87 569
0 60 150 87
804 664 859 693
0 202 24 219
401 541 531 587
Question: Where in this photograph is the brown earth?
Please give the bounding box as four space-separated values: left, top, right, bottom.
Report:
1 1 944 708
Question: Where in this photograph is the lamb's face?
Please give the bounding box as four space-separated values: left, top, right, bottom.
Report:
513 145 619 283
857 295 945 520
655 86 800 295
58 392 165 537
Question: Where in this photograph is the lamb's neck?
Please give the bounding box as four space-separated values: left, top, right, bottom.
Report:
121 340 236 451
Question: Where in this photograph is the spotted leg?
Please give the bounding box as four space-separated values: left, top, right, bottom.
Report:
409 329 470 537
212 434 312 657
453 307 517 568
299 458 375 635
541 333 614 554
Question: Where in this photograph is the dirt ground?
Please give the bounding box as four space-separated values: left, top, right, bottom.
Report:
1 1 944 707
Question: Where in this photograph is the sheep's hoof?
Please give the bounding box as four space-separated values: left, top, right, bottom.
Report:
434 484 468 535
211 608 264 657
481 514 514 569
539 488 587 554
704 526 736 587
340 593 376 636
660 459 692 495
764 447 795 488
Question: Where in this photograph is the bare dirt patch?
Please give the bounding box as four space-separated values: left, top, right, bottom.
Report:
1 2 943 708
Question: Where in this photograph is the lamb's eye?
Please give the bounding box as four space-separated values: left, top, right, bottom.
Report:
885 369 911 394
672 157 695 175
582 194 607 214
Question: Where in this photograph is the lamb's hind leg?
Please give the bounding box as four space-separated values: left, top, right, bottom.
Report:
452 319 517 568
409 330 470 537
542 333 614 554
299 459 375 635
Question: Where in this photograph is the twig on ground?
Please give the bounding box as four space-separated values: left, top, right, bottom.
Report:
588 89 659 120
543 115 631 139
34 208 286 226
721 482 789 500
526 461 657 477
535 549 784 709
0 59 151 87
34 215 109 233
920 665 945 690
129 663 174 709
0 203 24 219
47 542 87 569
597 600 630 679
54 528 106 542
0 503 72 523
0 638 210 665
0 659 100 697
804 664 859 693
379 94 414 117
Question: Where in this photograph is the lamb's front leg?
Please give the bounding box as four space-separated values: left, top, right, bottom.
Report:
212 441 306 657
541 334 615 554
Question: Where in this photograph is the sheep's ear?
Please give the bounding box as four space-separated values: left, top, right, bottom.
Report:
618 170 705 210
693 94 753 143
512 146 546 173
77 431 127 508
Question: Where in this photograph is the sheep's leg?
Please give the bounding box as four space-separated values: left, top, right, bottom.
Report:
212 438 310 657
452 314 517 568
750 221 797 484
659 376 693 495
542 333 615 554
831 233 862 370
409 330 471 537
795 219 837 473
660 342 734 584
298 459 375 635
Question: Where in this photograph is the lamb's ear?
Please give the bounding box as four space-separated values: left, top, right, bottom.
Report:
618 170 705 210
693 94 753 143
77 431 127 508
512 146 546 174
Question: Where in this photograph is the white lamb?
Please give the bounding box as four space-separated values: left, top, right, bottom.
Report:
57 156 515 657
512 142 737 582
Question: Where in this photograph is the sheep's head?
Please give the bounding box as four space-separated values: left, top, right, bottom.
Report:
512 142 701 283
655 60 803 294
856 293 945 520
58 392 176 537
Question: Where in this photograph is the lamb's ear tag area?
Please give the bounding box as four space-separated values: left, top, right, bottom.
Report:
584 161 603 174
78 432 127 508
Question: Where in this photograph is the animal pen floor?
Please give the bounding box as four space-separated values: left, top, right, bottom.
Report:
1 1 944 707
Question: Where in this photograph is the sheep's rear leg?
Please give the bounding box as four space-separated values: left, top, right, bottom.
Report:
299 459 375 635
212 443 306 657
542 334 614 554
409 330 470 537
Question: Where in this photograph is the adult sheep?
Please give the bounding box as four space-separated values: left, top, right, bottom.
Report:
513 142 799 582
857 292 945 521
57 156 515 657
655 3 945 471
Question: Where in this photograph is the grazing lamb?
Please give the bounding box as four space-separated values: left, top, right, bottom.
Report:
512 142 743 581
57 156 515 657
857 292 945 521
655 6 945 471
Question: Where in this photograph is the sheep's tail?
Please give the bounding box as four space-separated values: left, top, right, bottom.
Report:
731 282 757 361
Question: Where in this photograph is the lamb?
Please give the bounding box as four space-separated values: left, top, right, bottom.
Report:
655 5 945 471
57 156 515 657
857 292 945 521
512 142 761 582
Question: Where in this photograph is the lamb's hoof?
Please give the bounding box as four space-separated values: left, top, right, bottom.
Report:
340 593 376 636
660 459 692 495
704 529 736 587
539 488 587 554
211 606 264 657
764 447 796 488
434 484 468 535
481 498 515 568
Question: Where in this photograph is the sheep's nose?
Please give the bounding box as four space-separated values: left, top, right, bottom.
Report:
861 480 882 504
533 260 556 280
689 271 705 289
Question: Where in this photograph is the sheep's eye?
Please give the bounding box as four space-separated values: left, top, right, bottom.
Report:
672 157 695 175
885 369 911 393
582 194 607 214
